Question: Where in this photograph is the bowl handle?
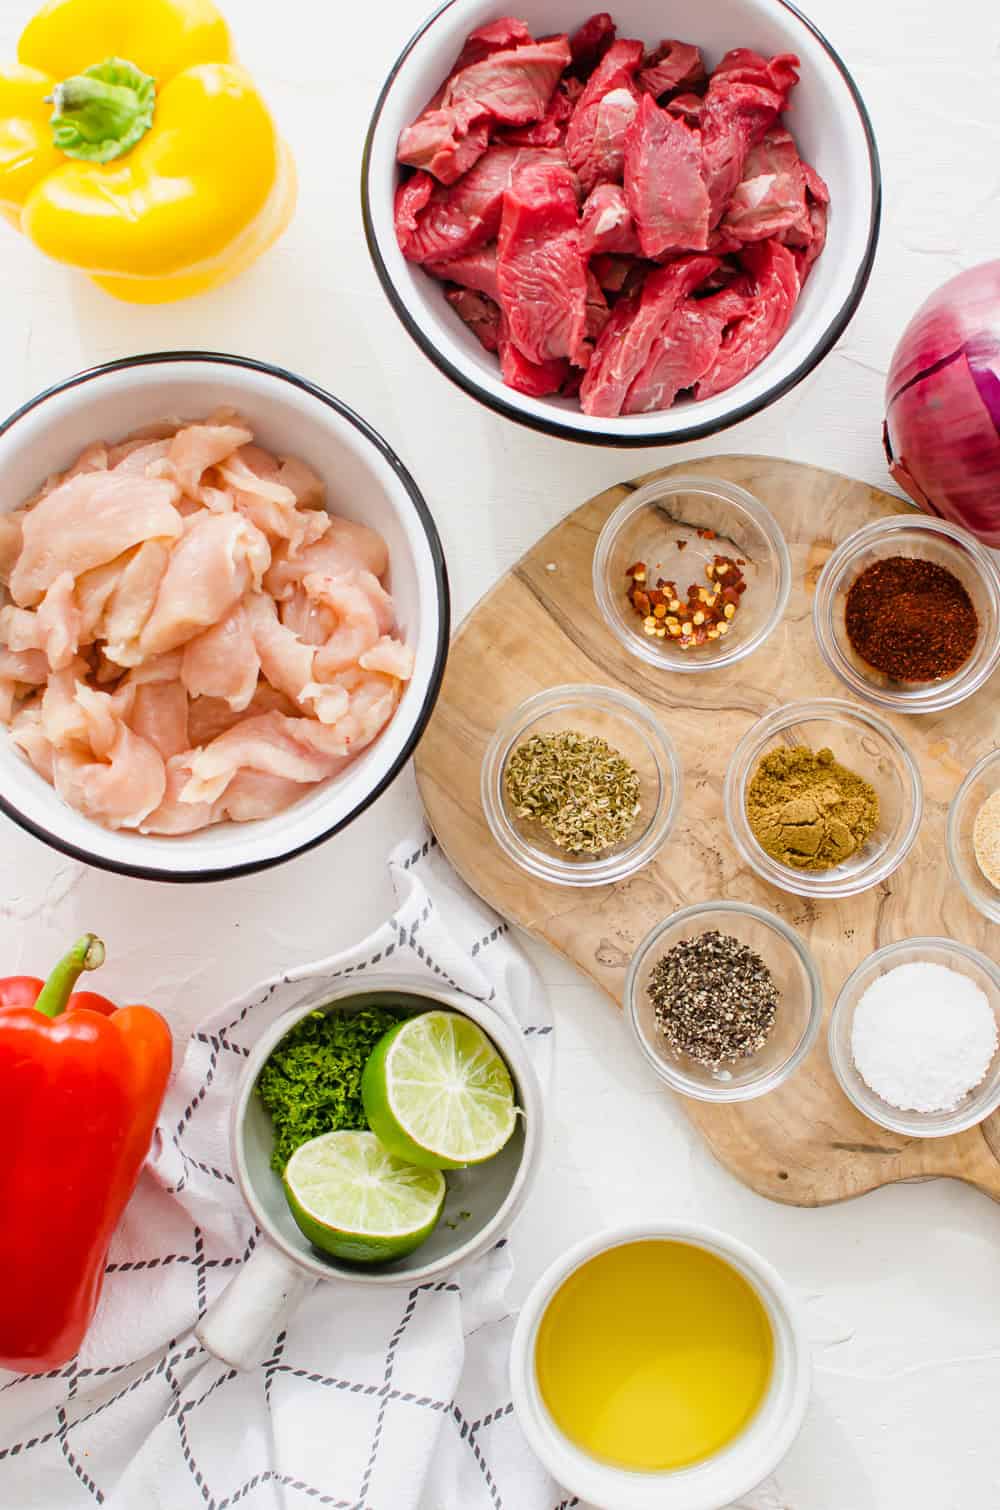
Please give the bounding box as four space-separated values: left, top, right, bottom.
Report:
196 1238 316 1371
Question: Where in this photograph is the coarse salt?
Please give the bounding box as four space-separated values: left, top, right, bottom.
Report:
851 960 997 1113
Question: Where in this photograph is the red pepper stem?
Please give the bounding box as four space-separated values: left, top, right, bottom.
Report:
33 935 106 1019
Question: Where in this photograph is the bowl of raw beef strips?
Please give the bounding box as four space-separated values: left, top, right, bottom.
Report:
363 0 880 444
0 354 449 881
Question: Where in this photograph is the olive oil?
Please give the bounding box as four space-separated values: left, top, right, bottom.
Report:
534 1240 773 1472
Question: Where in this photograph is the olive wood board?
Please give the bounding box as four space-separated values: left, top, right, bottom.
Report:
414 455 1000 1208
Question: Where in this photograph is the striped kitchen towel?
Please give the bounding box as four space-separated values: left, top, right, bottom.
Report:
0 832 567 1510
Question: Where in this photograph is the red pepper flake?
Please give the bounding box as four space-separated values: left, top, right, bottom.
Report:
625 552 748 648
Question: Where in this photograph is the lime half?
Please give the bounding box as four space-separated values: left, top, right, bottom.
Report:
362 1010 518 1170
283 1130 445 1263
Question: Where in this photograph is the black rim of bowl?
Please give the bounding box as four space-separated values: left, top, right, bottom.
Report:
361 0 883 448
0 351 451 883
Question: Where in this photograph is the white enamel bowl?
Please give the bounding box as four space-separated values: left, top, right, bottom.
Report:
362 0 881 446
0 354 449 881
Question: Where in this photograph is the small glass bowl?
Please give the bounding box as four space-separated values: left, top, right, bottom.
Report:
813 514 1000 713
592 475 791 673
724 699 923 899
626 901 822 1102
828 938 1000 1137
947 749 1000 925
481 684 681 887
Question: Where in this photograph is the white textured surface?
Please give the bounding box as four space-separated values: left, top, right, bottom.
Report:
1 0 999 1504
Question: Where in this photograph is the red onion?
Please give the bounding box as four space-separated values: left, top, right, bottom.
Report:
883 261 1000 547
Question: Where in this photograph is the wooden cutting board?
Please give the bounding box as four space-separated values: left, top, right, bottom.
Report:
415 456 1000 1207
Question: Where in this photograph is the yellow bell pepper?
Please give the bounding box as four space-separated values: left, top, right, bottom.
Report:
0 0 296 302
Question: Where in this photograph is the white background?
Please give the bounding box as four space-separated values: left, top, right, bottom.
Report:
1 0 999 1505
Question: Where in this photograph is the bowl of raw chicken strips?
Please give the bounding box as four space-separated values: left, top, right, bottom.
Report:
0 354 449 880
363 0 880 443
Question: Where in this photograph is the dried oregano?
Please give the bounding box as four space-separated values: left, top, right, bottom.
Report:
504 729 641 854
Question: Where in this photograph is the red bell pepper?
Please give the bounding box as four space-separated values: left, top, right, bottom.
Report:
0 935 172 1373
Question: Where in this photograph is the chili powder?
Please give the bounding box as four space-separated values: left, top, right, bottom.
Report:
844 555 978 682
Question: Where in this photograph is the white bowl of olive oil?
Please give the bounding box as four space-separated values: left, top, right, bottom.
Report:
510 1222 810 1510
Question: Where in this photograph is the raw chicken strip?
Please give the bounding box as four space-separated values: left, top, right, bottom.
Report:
129 682 190 762
219 452 331 556
245 592 349 725
109 439 173 476
165 418 254 499
0 514 25 584
178 712 347 806
0 649 48 723
187 683 299 747
359 637 416 680
214 769 307 823
182 603 260 711
139 756 216 835
47 682 166 830
36 573 81 671
278 457 325 510
10 474 182 608
140 514 270 656
307 574 382 677
103 541 171 666
8 704 53 779
265 521 389 600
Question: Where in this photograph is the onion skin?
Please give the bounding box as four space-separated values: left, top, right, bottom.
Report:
883 261 1000 547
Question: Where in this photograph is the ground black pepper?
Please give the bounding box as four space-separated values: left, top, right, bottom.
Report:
646 930 779 1069
844 555 978 682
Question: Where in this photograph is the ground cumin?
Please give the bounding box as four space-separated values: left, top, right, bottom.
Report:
746 746 879 871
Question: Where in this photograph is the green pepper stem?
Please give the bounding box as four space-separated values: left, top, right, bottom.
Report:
49 58 156 165
33 935 106 1019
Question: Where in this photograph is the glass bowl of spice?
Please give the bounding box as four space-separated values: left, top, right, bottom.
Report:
828 938 1000 1137
813 515 1000 714
592 476 791 673
626 901 822 1102
947 749 1000 925
481 684 681 887
725 699 923 899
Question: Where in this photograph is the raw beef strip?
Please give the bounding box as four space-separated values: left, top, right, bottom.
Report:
722 126 812 244
396 21 560 185
397 33 568 184
446 288 502 352
394 110 489 186
565 38 644 192
443 36 570 125
585 271 611 341
569 13 616 78
711 48 799 102
497 313 569 396
622 281 754 413
624 93 710 257
622 303 723 414
699 78 785 227
696 240 800 399
396 146 561 263
500 80 578 146
426 244 500 300
580 183 640 255
590 252 637 292
638 40 705 100
396 17 534 183
451 17 534 72
497 158 588 366
666 92 703 125
791 162 830 282
580 253 719 416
